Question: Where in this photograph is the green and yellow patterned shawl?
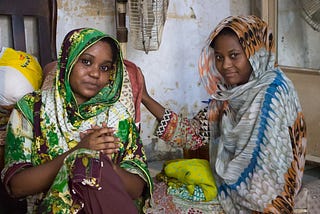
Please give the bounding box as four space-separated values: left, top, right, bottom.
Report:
3 28 152 213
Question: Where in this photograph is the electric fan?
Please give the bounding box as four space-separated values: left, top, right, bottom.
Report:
300 0 320 31
128 0 169 53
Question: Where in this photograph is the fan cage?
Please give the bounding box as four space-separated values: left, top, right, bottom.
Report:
300 0 320 32
128 0 168 53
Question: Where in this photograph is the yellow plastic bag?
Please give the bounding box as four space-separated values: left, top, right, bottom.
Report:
0 47 43 106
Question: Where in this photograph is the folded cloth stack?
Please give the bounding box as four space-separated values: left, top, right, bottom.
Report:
156 158 218 202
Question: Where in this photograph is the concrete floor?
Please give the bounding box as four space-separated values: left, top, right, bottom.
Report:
303 161 320 184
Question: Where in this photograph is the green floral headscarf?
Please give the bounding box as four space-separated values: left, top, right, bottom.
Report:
57 28 124 122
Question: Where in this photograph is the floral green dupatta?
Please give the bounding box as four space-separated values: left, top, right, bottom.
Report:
4 28 152 213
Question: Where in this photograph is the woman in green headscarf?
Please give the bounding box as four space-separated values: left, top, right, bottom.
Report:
1 28 153 213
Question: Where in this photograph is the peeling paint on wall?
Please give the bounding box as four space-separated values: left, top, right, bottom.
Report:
56 0 116 49
189 7 196 19
58 0 114 16
167 1 200 19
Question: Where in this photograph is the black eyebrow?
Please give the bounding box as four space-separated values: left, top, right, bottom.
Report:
80 53 113 64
